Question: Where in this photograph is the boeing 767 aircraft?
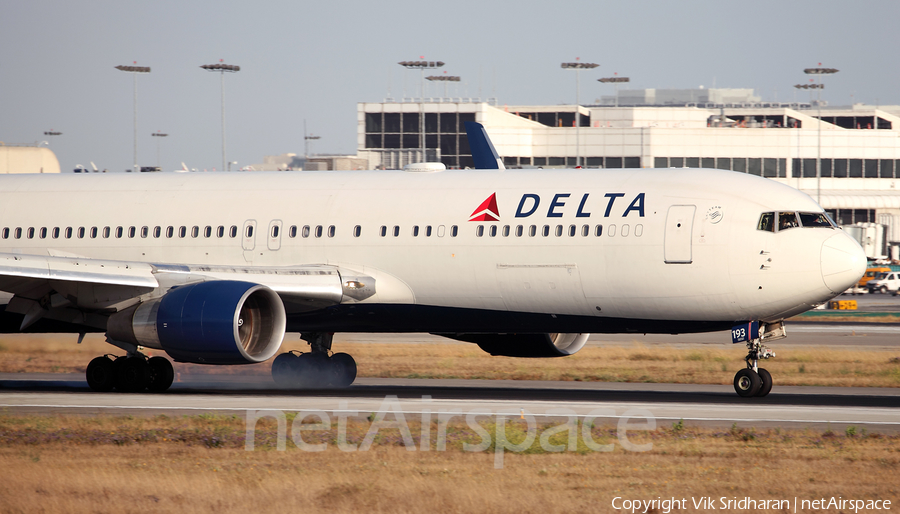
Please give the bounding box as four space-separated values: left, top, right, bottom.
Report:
0 124 866 397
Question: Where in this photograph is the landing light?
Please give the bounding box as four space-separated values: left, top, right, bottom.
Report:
344 281 365 289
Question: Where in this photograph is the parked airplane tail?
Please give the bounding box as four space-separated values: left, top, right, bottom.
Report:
464 121 506 170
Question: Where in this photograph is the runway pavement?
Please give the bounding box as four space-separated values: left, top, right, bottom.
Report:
1 372 898 432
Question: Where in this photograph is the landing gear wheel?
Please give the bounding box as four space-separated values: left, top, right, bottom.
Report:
115 356 149 392
733 368 761 398
271 353 298 388
330 353 357 388
146 357 174 392
756 368 773 397
296 352 329 389
86 356 117 392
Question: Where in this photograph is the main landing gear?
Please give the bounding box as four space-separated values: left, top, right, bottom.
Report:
733 337 776 398
85 354 175 393
271 332 357 389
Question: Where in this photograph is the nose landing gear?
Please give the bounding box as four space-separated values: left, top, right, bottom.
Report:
732 322 780 398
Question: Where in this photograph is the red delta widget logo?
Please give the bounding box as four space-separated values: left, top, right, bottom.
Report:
469 193 500 222
468 192 646 221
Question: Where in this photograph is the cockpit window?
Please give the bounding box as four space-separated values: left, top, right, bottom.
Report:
798 212 833 228
778 212 799 231
757 212 775 232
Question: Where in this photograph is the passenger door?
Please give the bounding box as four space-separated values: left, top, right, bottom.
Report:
664 205 695 264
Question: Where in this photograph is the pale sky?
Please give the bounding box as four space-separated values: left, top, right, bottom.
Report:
2 0 898 173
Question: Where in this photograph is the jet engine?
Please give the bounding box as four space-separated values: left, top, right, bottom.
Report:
441 333 589 357
107 281 286 364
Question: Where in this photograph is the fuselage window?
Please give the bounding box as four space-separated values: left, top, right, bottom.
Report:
489 225 497 237
270 225 278 238
635 224 643 237
437 225 445 237
608 224 616 237
778 212 799 231
412 226 419 237
529 225 537 237
554 225 562 237
115 227 124 238
39 227 47 239
27 227 34 239
244 225 252 238
140 226 148 238
303 225 311 238
230 225 238 238
217 226 225 238
14 227 22 239
315 225 323 238
130 227 137 238
153 226 161 238
191 226 199 238
1 228 7 239
425 226 432 237
179 226 187 238
502 225 510 237
166 226 174 238
204 226 212 238
799 212 833 228
621 224 630 237
757 212 775 232
52 227 60 239
392 226 399 237
327 226 335 237
289 226 297 238
476 225 484 237
568 225 576 237
78 227 85 239
102 227 110 238
353 225 361 237
581 225 589 237
450 225 458 237
380 226 387 237
540 225 549 237
65 227 73 239
90 227 98 238
515 225 523 237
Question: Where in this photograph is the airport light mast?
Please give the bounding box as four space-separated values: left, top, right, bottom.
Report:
426 73 461 99
115 63 151 172
201 61 240 171
561 59 599 167
799 65 839 204
399 59 444 163
151 131 168 168
598 74 630 107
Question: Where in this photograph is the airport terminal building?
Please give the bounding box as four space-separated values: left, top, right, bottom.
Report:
357 89 900 259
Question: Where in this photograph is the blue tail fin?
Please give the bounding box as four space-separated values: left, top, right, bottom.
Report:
464 121 506 170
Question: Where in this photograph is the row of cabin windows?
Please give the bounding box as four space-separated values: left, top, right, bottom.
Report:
379 225 459 238
2 225 241 240
475 224 644 238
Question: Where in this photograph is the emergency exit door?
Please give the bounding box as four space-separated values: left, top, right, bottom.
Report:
664 205 695 264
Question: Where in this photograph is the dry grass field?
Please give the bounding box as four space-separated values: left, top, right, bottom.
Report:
2 333 899 387
0 414 897 513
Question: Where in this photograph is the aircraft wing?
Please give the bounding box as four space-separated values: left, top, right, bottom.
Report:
0 252 371 330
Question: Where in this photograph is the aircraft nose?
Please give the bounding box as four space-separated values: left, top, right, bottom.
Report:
821 232 867 294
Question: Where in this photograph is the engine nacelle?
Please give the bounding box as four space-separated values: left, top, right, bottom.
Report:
441 333 589 358
108 281 286 364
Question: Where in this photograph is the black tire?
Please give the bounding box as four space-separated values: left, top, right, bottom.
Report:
146 356 174 392
756 368 773 397
330 353 357 388
296 352 328 389
733 368 761 398
881 286 888 294
86 356 117 392
271 353 298 388
115 356 149 392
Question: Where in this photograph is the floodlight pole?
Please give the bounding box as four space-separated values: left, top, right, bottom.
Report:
400 60 444 162
201 62 240 171
599 75 630 108
802 66 839 204
152 131 168 167
115 64 151 172
561 61 599 167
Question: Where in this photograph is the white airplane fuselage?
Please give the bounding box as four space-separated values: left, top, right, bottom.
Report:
0 168 865 336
